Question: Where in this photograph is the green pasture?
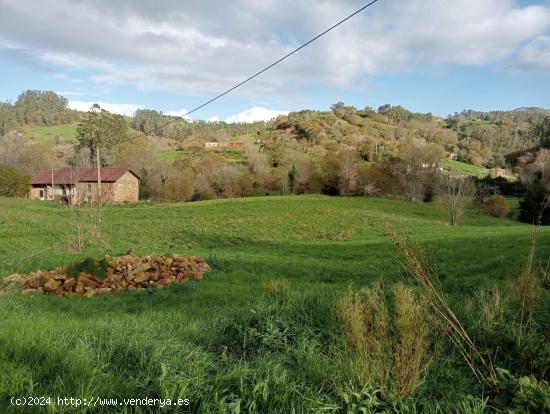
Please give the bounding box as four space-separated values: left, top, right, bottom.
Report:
0 195 548 413
443 159 489 177
19 124 78 143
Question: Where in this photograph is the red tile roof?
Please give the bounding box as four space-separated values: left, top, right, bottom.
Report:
31 167 140 185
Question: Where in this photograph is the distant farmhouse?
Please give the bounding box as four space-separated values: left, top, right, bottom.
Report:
204 141 244 148
489 167 507 178
30 167 140 205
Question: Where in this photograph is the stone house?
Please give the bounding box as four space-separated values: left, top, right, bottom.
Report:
30 167 140 205
489 167 507 178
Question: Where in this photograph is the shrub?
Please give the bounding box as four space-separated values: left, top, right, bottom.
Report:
482 195 509 218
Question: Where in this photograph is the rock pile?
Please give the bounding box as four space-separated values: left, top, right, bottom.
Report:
5 254 209 297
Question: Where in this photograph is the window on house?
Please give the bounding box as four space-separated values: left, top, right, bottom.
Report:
39 190 44 198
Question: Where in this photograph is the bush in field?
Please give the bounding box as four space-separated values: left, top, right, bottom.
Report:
0 165 29 197
482 195 509 218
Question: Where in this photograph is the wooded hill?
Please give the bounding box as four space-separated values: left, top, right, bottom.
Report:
1 91 549 223
1 90 548 168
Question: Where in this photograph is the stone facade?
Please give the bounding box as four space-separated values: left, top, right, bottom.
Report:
113 171 139 203
30 167 140 205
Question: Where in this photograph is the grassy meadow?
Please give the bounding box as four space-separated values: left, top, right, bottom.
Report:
157 147 245 163
18 124 78 143
0 195 549 413
443 160 490 178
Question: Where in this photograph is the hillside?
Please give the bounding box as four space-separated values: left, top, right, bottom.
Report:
2 91 549 225
5 91 548 170
0 195 549 411
18 123 78 143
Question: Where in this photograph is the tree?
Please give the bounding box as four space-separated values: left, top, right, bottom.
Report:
245 145 274 193
75 104 128 164
519 181 550 225
517 148 550 225
287 165 297 194
337 150 360 195
0 165 29 197
440 176 475 225
330 102 345 117
391 139 445 202
0 103 17 135
14 90 77 126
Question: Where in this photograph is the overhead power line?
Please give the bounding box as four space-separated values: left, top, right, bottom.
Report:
137 0 381 136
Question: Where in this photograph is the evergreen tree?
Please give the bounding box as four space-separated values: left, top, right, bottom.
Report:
75 104 128 164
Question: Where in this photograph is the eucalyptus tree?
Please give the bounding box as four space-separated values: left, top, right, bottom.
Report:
75 104 128 165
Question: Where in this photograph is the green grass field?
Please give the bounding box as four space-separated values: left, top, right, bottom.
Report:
19 124 78 143
158 147 245 163
0 195 548 413
443 160 489 177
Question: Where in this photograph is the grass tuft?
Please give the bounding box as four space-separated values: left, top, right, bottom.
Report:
66 257 109 279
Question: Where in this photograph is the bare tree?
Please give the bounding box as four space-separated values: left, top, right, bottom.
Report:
244 145 271 192
338 150 360 195
441 176 475 226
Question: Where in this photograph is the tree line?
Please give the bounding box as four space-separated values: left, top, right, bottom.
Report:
0 90 81 134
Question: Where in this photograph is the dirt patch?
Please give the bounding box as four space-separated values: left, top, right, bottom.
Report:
4 254 209 297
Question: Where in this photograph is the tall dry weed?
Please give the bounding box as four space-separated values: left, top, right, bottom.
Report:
336 282 433 396
393 284 433 395
507 231 545 343
473 288 507 330
388 227 497 388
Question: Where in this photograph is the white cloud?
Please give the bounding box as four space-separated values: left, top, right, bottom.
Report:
224 107 288 123
208 116 220 122
68 100 143 116
56 91 86 96
511 35 550 71
1 0 549 97
165 107 192 120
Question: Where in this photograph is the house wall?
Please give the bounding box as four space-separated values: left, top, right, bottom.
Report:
30 186 45 200
75 182 116 204
113 172 139 202
30 185 75 201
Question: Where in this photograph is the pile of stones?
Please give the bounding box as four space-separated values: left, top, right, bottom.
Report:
5 254 209 297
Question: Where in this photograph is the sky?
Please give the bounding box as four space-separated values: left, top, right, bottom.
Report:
0 0 549 122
